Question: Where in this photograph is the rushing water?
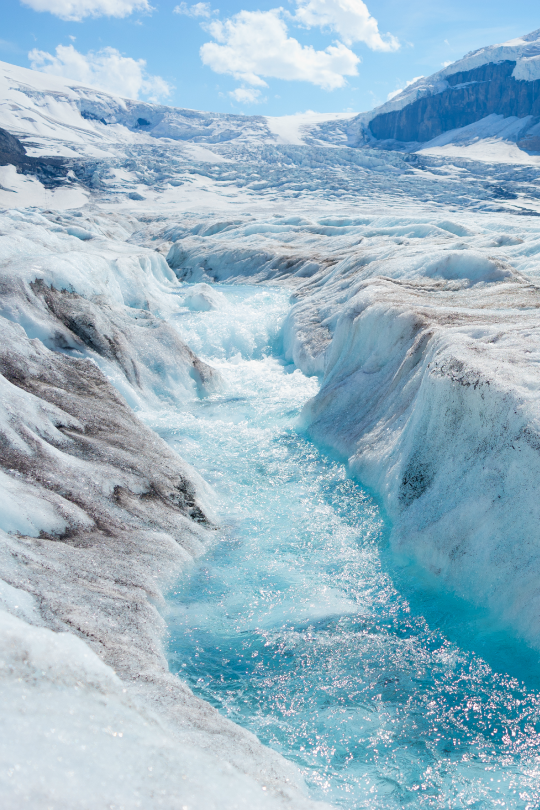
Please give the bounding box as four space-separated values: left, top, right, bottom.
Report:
145 285 540 810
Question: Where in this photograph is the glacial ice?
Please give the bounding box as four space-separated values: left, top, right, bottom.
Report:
4 51 540 810
0 219 328 810
0 608 326 810
161 286 540 808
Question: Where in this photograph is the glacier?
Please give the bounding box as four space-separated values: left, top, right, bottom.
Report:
2 33 540 807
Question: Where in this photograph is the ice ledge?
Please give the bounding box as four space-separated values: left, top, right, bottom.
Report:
293 274 540 649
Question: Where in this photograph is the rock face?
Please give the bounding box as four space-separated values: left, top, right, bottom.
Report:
369 61 540 142
0 127 27 165
0 126 70 186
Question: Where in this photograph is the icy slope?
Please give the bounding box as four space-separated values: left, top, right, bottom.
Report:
299 275 540 646
0 59 355 161
0 206 329 810
0 608 313 810
0 59 272 156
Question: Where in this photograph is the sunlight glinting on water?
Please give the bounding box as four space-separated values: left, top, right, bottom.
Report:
144 285 540 809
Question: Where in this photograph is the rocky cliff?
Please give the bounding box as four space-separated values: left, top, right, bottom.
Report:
369 60 540 142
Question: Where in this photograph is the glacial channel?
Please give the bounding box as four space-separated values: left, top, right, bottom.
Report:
140 284 540 810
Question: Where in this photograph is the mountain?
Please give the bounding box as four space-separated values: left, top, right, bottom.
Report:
4 29 540 170
350 29 540 153
0 59 355 157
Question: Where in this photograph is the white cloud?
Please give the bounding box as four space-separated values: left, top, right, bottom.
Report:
174 2 212 17
387 75 423 101
29 45 172 101
441 60 452 68
200 9 359 90
229 87 264 104
293 0 399 51
20 0 150 22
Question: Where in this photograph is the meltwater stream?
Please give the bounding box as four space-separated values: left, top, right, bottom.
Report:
144 285 540 810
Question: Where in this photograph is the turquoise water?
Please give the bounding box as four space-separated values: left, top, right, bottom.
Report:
147 285 540 809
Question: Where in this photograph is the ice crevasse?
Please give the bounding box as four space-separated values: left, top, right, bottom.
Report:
285 269 540 647
161 205 540 648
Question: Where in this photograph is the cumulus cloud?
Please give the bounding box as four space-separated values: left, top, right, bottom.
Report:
293 0 399 50
200 9 359 90
20 0 150 22
387 75 423 101
29 45 171 101
173 1 212 17
229 87 264 104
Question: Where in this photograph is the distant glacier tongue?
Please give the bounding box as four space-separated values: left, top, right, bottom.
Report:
146 284 540 810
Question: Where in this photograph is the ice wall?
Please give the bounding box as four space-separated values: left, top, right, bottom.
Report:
295 277 540 643
0 208 221 407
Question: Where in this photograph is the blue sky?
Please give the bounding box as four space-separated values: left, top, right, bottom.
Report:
1 0 539 115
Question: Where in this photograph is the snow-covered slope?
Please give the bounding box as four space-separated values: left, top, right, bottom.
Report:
0 59 271 157
0 60 356 160
365 29 540 126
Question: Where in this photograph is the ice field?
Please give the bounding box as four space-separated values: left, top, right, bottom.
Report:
4 49 540 808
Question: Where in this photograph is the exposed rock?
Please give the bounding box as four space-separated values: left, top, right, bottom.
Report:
0 127 27 165
517 135 540 151
0 126 71 187
369 61 540 142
